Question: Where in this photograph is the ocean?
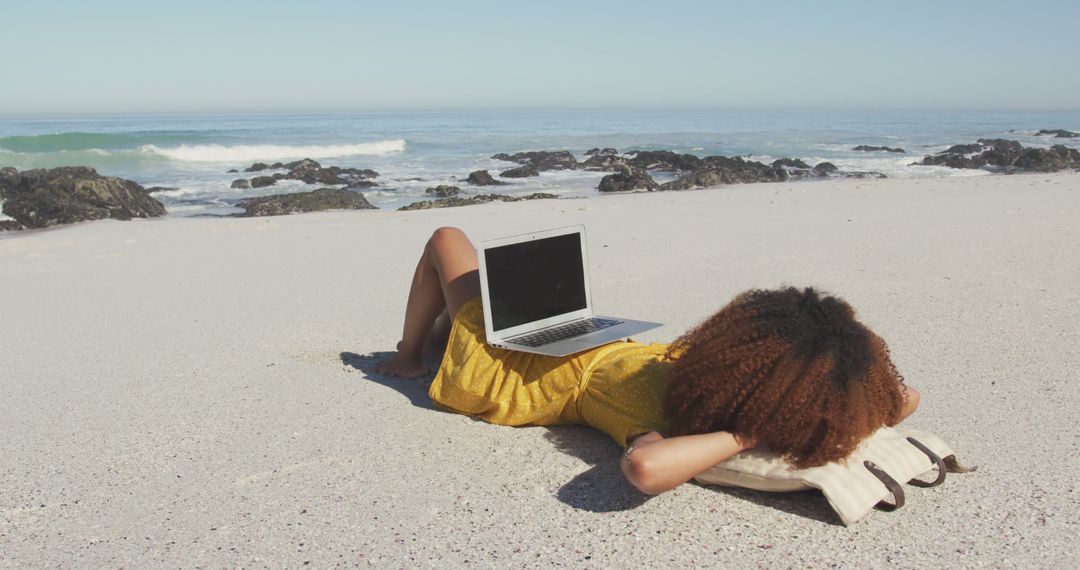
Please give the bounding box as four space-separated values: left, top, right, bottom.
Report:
1 110 1077 216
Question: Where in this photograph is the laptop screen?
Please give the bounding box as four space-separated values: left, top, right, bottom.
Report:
484 232 588 331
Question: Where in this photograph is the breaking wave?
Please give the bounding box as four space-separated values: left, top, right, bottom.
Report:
140 140 407 162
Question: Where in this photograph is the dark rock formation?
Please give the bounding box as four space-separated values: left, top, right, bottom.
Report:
625 150 702 172
1036 129 1079 138
772 158 812 169
853 145 906 153
597 165 658 192
918 139 1080 172
425 185 461 198
276 158 378 186
500 165 540 178
250 176 277 188
226 169 239 173
839 171 888 179
584 147 618 157
0 166 165 230
230 179 251 189
238 159 378 186
491 150 578 171
144 186 176 193
398 192 557 211
659 156 788 190
580 152 626 172
465 170 505 186
813 162 839 174
236 188 375 217
940 143 984 155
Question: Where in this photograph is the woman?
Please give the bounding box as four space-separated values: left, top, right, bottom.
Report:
377 227 920 495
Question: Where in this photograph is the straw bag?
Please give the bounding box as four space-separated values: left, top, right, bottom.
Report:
694 426 975 525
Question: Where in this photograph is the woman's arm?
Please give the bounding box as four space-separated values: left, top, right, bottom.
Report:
620 430 754 495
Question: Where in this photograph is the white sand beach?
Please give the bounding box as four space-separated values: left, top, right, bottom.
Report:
1 173 1077 567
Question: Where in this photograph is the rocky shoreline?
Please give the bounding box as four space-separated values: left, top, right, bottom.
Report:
2 132 1078 231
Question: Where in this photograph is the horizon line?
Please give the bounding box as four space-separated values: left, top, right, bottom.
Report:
3 105 1080 120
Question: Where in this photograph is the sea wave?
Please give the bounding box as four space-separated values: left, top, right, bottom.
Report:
0 132 146 152
140 140 407 162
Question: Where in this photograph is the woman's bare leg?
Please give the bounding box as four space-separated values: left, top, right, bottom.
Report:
376 227 480 378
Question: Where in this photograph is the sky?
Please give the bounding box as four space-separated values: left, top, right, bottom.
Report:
2 0 1078 114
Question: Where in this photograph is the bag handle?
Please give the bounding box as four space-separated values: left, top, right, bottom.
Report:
864 460 905 511
905 437 947 488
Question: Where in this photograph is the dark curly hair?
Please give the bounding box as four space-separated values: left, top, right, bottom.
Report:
662 287 907 468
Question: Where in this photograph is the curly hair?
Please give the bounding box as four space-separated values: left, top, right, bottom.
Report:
662 287 907 468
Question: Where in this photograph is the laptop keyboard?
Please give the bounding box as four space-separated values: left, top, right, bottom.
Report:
509 317 624 347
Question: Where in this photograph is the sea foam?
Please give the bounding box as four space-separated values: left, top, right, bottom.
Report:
141 139 407 162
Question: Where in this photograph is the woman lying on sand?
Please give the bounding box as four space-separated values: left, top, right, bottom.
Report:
377 227 920 495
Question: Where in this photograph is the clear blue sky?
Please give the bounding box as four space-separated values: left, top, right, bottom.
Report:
3 0 1078 114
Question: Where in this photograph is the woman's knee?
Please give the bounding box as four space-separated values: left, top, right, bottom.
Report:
428 227 470 253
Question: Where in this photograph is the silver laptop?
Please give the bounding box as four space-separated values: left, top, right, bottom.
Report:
477 225 662 356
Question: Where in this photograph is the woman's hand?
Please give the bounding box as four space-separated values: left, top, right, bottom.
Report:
897 385 921 423
620 430 751 495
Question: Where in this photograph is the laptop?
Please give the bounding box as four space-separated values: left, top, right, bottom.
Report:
477 225 662 356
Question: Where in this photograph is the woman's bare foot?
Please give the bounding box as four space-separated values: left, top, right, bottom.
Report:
375 353 429 379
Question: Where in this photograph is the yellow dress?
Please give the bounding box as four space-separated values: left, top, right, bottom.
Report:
428 298 672 447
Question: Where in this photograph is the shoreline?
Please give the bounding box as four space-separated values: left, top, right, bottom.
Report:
1 167 1077 237
1 173 1078 566
3 110 1078 217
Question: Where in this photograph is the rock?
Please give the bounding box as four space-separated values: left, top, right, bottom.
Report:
230 179 251 189
283 164 377 186
0 166 165 230
240 158 378 186
597 166 658 192
250 176 277 188
1014 145 1080 171
236 188 376 217
500 165 540 178
580 152 626 172
918 139 1080 172
659 156 787 190
283 158 320 171
465 170 505 186
398 192 557 211
852 145 906 153
839 171 888 179
490 150 578 171
144 186 176 193
584 147 618 157
771 158 812 169
813 162 839 173
625 150 702 172
1036 129 1079 138
226 169 239 173
940 143 984 154
425 185 461 198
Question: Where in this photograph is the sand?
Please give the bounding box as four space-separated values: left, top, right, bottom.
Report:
1 173 1077 567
